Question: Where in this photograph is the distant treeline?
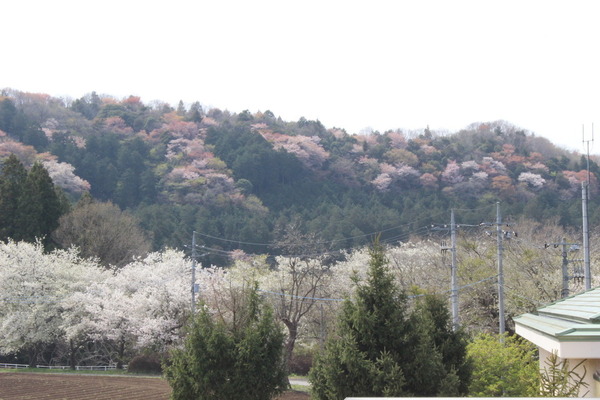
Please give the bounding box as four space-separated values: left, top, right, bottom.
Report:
0 89 598 265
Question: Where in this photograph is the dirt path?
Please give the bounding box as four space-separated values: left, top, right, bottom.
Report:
0 373 171 400
0 373 309 400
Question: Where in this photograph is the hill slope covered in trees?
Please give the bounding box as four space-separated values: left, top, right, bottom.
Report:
0 88 597 263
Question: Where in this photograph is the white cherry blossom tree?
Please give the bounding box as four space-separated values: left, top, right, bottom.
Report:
0 240 104 366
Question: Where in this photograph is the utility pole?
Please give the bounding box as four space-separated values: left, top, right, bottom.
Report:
435 211 483 330
496 202 505 337
562 238 570 298
191 231 197 314
435 209 465 331
480 203 514 339
544 238 583 298
582 125 593 290
450 209 459 331
544 239 582 298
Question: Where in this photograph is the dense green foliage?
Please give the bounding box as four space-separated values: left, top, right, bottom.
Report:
0 154 67 248
309 241 471 398
165 288 286 400
52 199 151 267
467 333 539 397
0 155 27 240
1 89 598 263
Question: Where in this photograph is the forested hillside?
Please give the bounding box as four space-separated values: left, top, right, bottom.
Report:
0 88 597 264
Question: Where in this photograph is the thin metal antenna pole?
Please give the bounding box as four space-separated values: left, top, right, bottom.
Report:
583 124 594 195
582 183 591 290
582 124 593 291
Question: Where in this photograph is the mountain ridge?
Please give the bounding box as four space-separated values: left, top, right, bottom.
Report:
0 88 597 260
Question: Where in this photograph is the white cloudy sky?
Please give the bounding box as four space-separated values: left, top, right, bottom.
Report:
3 0 600 153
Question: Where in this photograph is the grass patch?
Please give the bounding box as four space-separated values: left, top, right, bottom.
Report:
290 384 310 393
288 375 310 393
288 374 308 380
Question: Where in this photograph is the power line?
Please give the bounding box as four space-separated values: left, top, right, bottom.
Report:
194 204 496 261
257 289 344 302
194 209 451 249
199 224 433 260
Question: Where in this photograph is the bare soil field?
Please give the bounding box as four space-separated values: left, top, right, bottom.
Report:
0 373 309 400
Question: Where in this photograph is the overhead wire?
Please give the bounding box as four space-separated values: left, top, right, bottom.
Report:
254 274 500 305
503 286 546 307
192 204 509 262
194 207 451 250
200 224 433 260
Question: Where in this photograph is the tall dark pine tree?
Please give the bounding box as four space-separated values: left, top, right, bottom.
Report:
309 239 410 399
309 239 471 399
176 100 186 116
17 162 64 246
0 154 27 240
0 98 18 134
407 294 472 396
187 101 203 123
165 286 286 400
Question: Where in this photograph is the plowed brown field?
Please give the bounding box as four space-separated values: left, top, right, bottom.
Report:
0 373 309 400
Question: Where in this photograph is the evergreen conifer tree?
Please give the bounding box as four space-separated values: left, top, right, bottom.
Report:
165 286 286 400
310 239 409 399
309 239 471 399
408 294 472 396
0 154 27 240
17 162 64 246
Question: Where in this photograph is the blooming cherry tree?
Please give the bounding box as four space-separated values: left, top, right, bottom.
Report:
518 172 546 189
42 159 91 193
372 173 392 191
73 249 191 365
258 129 330 169
441 160 464 184
0 240 104 366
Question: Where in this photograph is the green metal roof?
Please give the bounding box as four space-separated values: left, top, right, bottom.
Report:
514 287 600 341
536 288 600 323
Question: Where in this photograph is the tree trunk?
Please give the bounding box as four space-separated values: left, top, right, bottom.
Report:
27 346 37 368
116 337 125 370
282 319 298 377
69 339 76 370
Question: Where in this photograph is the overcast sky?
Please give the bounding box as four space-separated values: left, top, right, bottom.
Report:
3 0 600 154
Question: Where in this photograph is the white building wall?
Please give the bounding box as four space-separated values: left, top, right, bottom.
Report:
538 347 599 397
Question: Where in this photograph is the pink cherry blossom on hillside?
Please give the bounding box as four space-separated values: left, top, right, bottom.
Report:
480 157 507 177
523 161 549 173
148 112 200 143
517 172 546 189
562 170 599 197
460 160 480 173
387 131 408 149
42 160 91 193
0 140 38 166
255 126 330 169
103 116 133 136
372 173 392 191
166 138 214 162
441 160 464 184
